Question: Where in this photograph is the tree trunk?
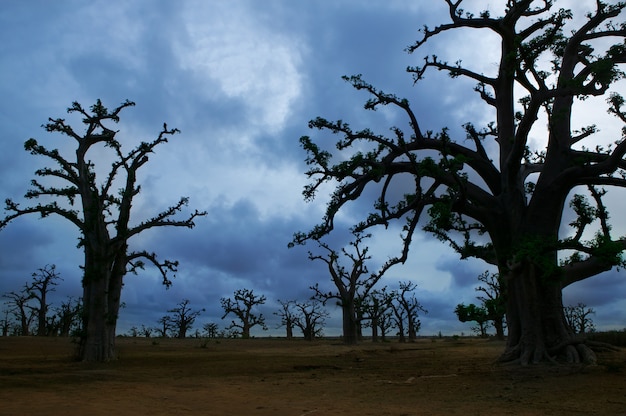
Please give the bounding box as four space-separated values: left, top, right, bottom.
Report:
341 304 359 345
493 317 505 340
242 323 251 339
371 316 379 342
500 263 596 365
78 248 124 362
80 277 116 362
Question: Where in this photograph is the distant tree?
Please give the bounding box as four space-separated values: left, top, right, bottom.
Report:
55 296 82 337
25 264 62 336
203 322 219 338
293 1 626 365
3 289 35 336
156 315 174 338
275 300 297 339
0 308 11 336
168 299 204 339
475 271 506 340
359 287 394 342
127 326 139 337
390 282 426 342
220 289 268 338
307 232 399 345
0 100 206 361
139 325 153 338
564 303 596 334
293 300 329 341
455 303 490 337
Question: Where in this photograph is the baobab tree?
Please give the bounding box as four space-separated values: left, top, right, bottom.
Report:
3 289 34 336
293 300 328 341
307 232 400 345
455 303 490 337
564 303 596 334
275 299 297 339
389 281 426 342
0 100 206 361
475 271 506 340
294 1 626 364
220 288 268 338
26 264 62 336
359 287 395 342
167 299 204 339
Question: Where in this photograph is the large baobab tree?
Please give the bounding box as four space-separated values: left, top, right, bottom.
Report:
1 100 206 361
294 1 626 364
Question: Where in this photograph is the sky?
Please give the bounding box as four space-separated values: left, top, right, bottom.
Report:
0 0 625 338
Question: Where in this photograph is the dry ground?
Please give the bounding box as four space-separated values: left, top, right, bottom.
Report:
0 336 625 415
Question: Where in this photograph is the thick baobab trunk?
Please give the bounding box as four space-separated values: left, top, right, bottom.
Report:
500 263 596 365
79 251 124 362
341 304 359 345
80 276 117 362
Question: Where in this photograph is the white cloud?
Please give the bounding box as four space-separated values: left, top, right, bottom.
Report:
174 1 305 133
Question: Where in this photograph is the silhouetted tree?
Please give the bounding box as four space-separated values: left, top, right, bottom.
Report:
55 296 82 337
156 315 174 338
308 232 399 345
3 289 34 335
564 303 596 334
25 264 62 336
475 271 506 340
0 100 206 361
390 282 426 342
139 325 153 338
455 303 490 337
167 299 204 339
294 1 626 364
203 322 219 338
220 289 268 338
359 287 394 342
0 309 11 336
293 300 328 341
275 300 297 339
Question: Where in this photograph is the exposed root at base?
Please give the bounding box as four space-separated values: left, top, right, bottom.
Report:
498 339 602 366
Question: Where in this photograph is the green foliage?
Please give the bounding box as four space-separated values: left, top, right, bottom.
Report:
454 303 488 324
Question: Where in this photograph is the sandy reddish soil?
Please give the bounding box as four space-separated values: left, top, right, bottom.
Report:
0 336 625 415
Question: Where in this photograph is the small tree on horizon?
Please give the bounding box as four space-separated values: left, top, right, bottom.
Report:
293 300 328 341
307 232 400 345
220 289 268 339
389 281 426 342
275 299 297 339
564 303 596 334
167 299 204 339
25 264 62 336
455 303 490 337
3 288 35 336
475 271 506 340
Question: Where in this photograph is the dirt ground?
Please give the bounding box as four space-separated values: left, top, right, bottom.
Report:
0 336 624 416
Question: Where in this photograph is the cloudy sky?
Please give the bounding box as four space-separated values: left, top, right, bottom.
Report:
1 1 624 337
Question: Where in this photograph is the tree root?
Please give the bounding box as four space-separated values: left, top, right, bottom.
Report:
499 338 604 366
